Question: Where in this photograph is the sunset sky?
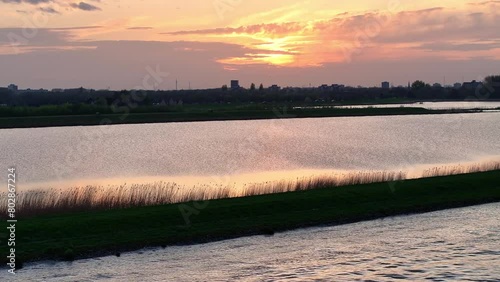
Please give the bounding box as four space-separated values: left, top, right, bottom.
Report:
1 0 499 90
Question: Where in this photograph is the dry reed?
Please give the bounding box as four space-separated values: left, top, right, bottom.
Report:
421 161 500 178
1 162 498 217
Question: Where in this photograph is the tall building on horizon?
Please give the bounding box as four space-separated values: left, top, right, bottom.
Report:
7 84 18 92
230 80 240 90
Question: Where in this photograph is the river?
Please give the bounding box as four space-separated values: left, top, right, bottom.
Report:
303 101 500 110
6 203 499 281
0 112 499 190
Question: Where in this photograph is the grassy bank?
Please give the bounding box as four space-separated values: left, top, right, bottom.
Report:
2 170 500 264
1 171 407 217
0 107 481 129
4 162 499 218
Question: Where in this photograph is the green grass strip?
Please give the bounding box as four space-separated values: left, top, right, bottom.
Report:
2 170 499 264
0 107 481 129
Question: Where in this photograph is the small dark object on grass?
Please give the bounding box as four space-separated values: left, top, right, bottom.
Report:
262 228 275 236
115 253 121 257
63 249 75 261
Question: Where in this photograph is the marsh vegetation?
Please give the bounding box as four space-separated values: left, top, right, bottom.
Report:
2 162 498 218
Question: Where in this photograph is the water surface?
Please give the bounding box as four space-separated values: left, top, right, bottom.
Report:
0 112 499 189
312 101 500 110
8 203 500 281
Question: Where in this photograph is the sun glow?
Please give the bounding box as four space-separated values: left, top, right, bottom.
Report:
1 0 498 88
218 53 296 66
209 32 304 66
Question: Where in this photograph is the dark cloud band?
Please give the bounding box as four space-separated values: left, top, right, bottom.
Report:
69 2 101 11
1 0 52 4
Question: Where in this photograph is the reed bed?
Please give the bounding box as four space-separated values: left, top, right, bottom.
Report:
242 171 406 197
1 162 498 217
0 182 233 218
422 161 500 178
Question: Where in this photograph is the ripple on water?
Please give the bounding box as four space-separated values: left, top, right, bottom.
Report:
8 203 500 281
382 273 409 280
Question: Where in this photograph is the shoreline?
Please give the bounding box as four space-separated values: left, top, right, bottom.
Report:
0 107 485 129
3 170 500 265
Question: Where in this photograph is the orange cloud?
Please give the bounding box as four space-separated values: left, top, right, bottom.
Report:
164 4 500 67
165 22 307 37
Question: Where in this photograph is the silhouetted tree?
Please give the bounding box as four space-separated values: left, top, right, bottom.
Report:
250 83 256 91
259 83 264 91
484 75 500 84
483 75 500 98
0 88 12 105
484 75 500 90
411 80 429 91
448 89 461 100
221 85 228 91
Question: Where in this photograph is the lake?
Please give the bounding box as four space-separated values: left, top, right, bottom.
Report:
0 112 499 190
298 101 500 110
6 203 499 281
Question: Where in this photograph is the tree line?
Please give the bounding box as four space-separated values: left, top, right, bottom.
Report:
1 76 499 108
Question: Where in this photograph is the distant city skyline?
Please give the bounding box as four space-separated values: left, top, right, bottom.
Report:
2 77 483 92
1 0 499 90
